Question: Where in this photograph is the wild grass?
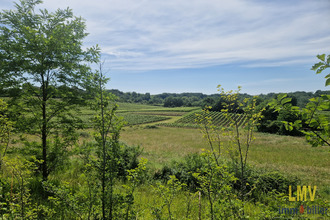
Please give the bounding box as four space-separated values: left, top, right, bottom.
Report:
120 126 330 200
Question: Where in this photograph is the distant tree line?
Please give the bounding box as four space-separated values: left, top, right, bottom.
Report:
106 89 329 109
1 86 328 110
107 89 216 107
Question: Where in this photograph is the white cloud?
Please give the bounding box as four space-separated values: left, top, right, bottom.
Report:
2 0 330 71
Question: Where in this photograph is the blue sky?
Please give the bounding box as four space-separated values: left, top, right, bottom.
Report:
1 0 330 95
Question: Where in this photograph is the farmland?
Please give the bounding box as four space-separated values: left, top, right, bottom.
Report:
1 99 330 219
77 102 199 127
106 102 329 218
88 103 248 129
112 103 329 187
79 102 330 195
158 110 247 128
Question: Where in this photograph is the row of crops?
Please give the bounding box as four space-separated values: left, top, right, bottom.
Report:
117 102 200 113
118 113 170 126
77 103 196 127
79 112 170 128
79 104 247 128
158 111 247 128
113 104 199 126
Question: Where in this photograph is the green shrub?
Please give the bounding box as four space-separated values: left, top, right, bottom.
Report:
153 153 205 191
227 161 300 202
155 153 300 204
144 125 158 129
116 144 143 180
257 101 304 136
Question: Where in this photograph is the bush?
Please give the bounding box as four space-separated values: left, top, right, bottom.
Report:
144 125 158 129
227 161 300 201
155 153 300 203
116 144 143 179
255 171 300 195
153 153 205 191
257 104 304 136
78 141 143 181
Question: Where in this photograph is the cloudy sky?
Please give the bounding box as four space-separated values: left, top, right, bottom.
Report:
1 0 330 94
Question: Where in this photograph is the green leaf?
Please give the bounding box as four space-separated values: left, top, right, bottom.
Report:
318 102 330 111
317 54 325 62
281 97 292 105
277 93 287 100
309 119 318 128
326 78 330 87
316 66 326 74
320 94 330 101
293 120 302 129
309 97 318 102
311 62 323 71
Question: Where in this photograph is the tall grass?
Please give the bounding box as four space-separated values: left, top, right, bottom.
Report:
120 126 330 200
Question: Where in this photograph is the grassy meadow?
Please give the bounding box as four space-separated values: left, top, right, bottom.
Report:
99 102 329 218
120 127 329 194
81 102 329 199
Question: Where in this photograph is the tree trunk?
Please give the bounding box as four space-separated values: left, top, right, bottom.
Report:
42 83 48 182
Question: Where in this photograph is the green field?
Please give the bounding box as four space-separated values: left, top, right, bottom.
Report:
78 102 199 127
120 124 330 190
82 102 330 195
114 102 329 217
157 110 248 128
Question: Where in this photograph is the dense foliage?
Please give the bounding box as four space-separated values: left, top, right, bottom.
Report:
103 89 330 109
0 0 100 181
154 153 300 201
256 97 305 136
268 54 330 146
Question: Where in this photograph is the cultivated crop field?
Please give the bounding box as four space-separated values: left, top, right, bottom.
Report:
106 103 330 200
78 102 199 127
118 113 169 126
77 102 329 195
157 110 247 128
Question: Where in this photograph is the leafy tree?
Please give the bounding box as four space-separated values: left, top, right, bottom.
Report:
87 62 132 219
210 93 245 113
144 92 151 101
0 99 12 169
152 175 186 219
89 62 122 219
202 97 216 108
193 151 240 219
0 0 100 180
197 85 265 217
164 96 184 107
312 54 330 87
270 54 330 147
257 95 304 136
